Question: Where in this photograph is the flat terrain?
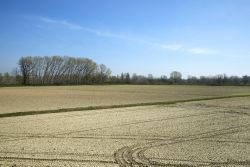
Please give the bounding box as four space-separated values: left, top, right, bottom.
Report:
0 95 250 166
1 85 250 114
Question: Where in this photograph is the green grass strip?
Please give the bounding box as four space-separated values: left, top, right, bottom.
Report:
1 94 250 118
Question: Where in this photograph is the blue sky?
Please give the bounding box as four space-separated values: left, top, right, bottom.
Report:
0 0 250 77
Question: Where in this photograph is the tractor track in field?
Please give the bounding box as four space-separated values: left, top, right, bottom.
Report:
0 156 116 164
149 158 250 166
1 107 246 144
0 151 113 159
114 124 250 167
0 107 243 143
0 134 169 142
56 111 217 136
0 111 218 144
0 151 116 165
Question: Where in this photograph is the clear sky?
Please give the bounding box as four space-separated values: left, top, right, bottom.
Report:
0 0 250 77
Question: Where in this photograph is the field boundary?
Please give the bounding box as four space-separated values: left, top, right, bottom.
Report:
1 94 250 118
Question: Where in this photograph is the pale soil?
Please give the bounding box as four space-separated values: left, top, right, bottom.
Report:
1 85 250 114
0 97 249 166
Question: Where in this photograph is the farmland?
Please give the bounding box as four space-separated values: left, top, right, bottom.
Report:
1 85 250 114
0 85 250 166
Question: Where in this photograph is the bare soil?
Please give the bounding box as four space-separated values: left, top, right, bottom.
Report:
0 96 249 166
1 85 250 114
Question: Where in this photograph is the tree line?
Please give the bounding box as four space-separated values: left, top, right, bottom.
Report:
0 56 250 86
107 72 250 86
2 56 111 85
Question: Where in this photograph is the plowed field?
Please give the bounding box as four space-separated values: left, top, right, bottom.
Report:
0 91 249 166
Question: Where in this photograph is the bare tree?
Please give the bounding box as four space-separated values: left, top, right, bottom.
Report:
18 56 108 85
0 73 2 84
18 56 34 85
170 71 182 83
98 64 111 83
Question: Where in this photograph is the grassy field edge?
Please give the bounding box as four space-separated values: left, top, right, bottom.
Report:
1 94 250 118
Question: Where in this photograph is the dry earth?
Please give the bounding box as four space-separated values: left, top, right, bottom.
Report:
1 85 250 114
0 96 250 166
